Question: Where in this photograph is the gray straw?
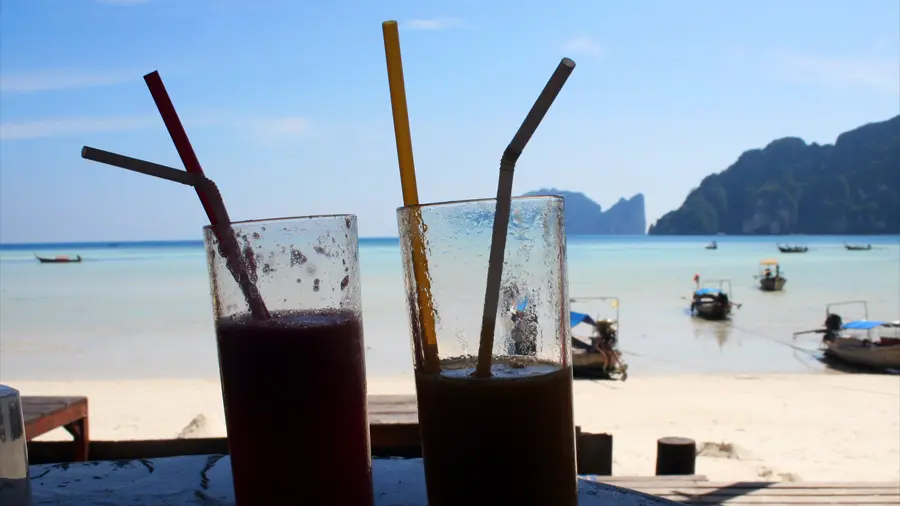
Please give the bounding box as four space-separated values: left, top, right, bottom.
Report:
474 57 576 378
81 145 270 319
82 146 201 186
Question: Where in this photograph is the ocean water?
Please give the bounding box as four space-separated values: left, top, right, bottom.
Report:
1 236 898 381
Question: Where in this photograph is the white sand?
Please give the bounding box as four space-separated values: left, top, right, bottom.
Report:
11 373 899 482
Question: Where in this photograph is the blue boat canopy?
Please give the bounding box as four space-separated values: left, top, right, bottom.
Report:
515 297 530 313
842 320 886 330
570 311 592 328
695 288 721 296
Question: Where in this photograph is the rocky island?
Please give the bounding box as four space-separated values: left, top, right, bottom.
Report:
522 189 646 235
649 115 900 235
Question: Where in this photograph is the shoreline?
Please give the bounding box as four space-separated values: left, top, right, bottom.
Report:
10 372 899 482
2 234 899 249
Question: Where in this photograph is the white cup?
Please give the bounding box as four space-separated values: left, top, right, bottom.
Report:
0 385 33 506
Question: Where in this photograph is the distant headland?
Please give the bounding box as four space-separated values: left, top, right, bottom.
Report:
649 115 900 235
522 189 646 235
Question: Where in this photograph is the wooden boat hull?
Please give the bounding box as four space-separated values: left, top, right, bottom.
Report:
759 276 786 292
36 257 82 264
693 302 730 321
824 338 900 371
778 247 807 253
845 245 872 251
571 342 627 380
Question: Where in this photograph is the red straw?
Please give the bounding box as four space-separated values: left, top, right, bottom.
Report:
143 70 270 320
143 71 218 225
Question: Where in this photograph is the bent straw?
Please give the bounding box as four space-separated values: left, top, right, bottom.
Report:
81 146 222 216
474 58 576 378
142 70 269 320
83 146 262 318
82 146 198 186
382 20 440 374
82 146 228 226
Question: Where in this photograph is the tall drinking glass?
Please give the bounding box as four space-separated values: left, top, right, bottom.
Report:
204 215 373 506
397 195 577 506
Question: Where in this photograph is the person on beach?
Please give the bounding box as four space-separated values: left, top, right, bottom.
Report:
510 305 538 356
588 317 623 371
501 285 537 356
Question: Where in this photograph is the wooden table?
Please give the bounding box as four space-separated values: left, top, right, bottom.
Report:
619 478 900 505
28 455 682 505
22 396 89 461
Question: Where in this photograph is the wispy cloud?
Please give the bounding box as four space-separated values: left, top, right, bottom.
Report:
561 36 603 57
770 51 899 94
0 116 156 140
246 116 311 138
0 115 313 141
404 17 467 31
0 69 138 94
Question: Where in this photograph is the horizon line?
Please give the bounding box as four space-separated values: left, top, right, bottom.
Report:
1 232 897 248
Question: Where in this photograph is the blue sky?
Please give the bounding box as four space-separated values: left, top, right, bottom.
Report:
1 0 898 242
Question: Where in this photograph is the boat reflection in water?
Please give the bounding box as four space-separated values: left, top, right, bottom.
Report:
692 320 734 349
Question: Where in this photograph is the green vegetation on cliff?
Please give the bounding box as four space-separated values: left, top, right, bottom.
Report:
649 116 900 235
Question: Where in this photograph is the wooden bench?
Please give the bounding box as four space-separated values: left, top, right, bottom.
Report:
366 395 612 473
366 394 421 458
27 394 611 471
368 394 417 423
23 396 90 461
605 479 900 505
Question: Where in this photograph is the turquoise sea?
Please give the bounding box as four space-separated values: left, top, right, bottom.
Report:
1 236 898 381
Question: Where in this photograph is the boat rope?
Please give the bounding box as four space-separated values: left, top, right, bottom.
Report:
723 324 824 372
725 322 820 358
617 348 691 367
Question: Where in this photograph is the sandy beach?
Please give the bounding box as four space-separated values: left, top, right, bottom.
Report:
12 372 899 483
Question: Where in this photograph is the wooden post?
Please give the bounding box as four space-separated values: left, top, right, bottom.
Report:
655 436 696 476
575 426 613 476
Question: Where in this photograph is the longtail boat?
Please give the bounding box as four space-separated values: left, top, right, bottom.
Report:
35 254 82 264
569 296 628 380
777 244 808 253
689 278 739 321
755 259 786 291
793 301 900 372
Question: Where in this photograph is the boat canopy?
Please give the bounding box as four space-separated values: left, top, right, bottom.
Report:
570 311 592 328
515 297 529 312
694 288 721 296
760 259 778 266
842 320 887 330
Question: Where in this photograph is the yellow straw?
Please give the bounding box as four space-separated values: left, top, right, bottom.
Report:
382 20 440 373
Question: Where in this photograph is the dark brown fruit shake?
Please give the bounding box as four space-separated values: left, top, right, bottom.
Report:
415 359 577 506
216 310 373 506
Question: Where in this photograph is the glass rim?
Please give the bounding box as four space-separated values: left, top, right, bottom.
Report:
202 214 356 231
396 194 563 212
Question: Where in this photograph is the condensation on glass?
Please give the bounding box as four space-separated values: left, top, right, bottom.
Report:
204 215 361 319
396 195 571 372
